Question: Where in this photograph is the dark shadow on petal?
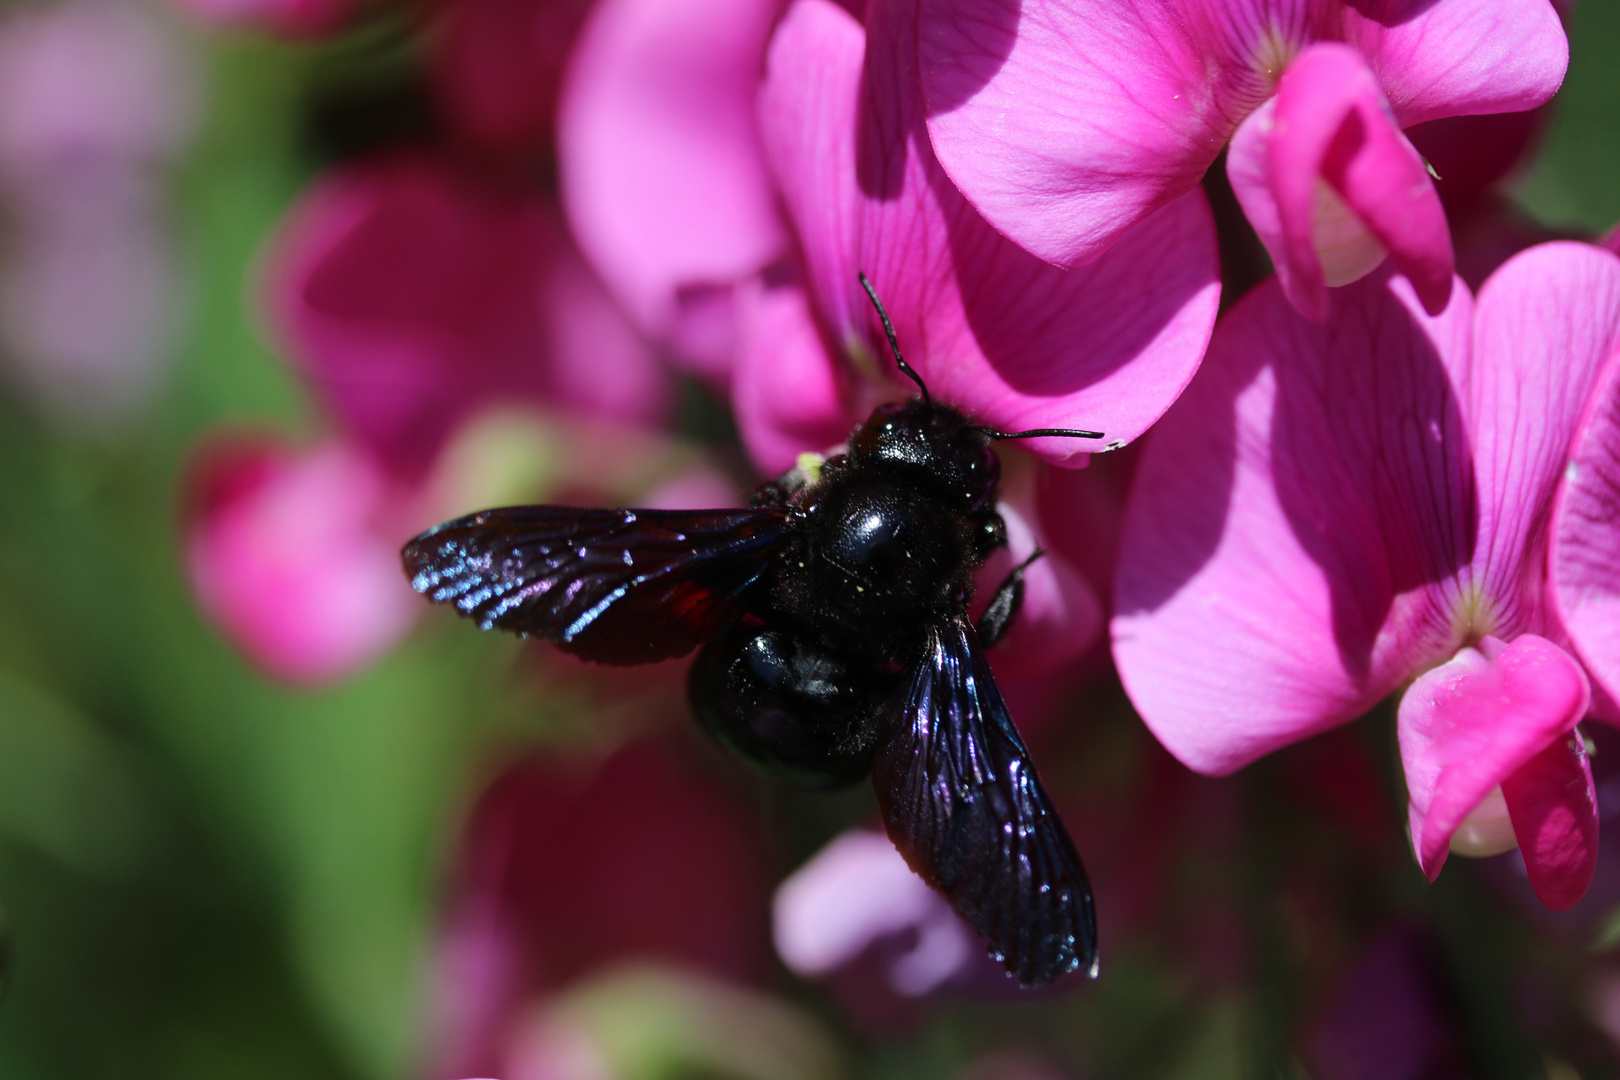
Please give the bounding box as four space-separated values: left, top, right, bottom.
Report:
1343 0 1446 28
1269 271 1475 681
914 0 1021 115
1111 319 1249 617
944 179 1214 398
854 0 912 202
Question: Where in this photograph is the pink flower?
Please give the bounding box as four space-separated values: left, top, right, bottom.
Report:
431 0 596 151
1303 928 1466 1080
183 436 421 684
430 739 772 1078
167 0 352 37
265 152 670 484
749 0 1220 471
558 0 789 376
195 151 677 683
1113 242 1620 909
0 0 196 422
773 829 982 998
917 0 1567 320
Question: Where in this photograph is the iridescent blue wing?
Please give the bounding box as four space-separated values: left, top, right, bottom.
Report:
402 505 792 665
872 619 1097 987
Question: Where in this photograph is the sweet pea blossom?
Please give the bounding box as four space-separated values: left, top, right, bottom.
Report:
1113 242 1620 910
0 0 195 422
431 740 772 1078
265 152 669 485
1304 928 1466 1079
432 0 596 151
184 437 421 684
558 0 788 377
917 0 1567 320
754 0 1220 470
774 829 982 998
166 0 351 37
184 151 675 683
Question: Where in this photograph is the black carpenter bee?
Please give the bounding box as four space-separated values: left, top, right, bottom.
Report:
402 274 1100 986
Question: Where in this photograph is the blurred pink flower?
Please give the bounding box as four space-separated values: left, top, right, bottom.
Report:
183 436 421 684
167 0 353 38
774 829 979 998
265 152 670 483
918 0 1566 320
431 0 596 151
0 0 193 179
558 0 788 377
749 0 1220 472
970 479 1104 684
0 0 195 422
1303 927 1466 1080
1113 242 1620 909
430 738 772 1078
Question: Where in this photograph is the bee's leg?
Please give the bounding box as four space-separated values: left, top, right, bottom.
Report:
976 548 1044 648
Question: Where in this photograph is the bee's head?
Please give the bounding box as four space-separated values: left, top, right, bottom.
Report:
849 399 1001 514
846 272 1102 512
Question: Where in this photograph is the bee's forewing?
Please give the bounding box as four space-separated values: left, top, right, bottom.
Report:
402 505 792 665
871 619 1098 986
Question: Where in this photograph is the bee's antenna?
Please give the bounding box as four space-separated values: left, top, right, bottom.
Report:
977 426 1106 441
858 271 930 408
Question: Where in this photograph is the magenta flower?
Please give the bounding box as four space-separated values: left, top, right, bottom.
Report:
266 152 670 483
189 151 677 682
166 0 351 37
558 0 789 377
1113 242 1620 909
917 0 1566 320
774 829 980 997
184 436 421 684
431 0 596 151
0 0 195 422
751 0 1220 470
1303 928 1465 1080
430 739 771 1078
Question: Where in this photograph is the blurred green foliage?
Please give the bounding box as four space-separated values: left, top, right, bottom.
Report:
1519 0 1620 234
0 32 497 1080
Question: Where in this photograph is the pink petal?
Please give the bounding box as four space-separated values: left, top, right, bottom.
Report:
1551 340 1620 707
917 0 1237 269
1345 0 1568 127
430 0 594 149
1467 242 1620 634
1228 97 1391 321
1397 635 1591 902
1502 726 1598 910
0 183 180 422
166 0 347 35
731 276 853 475
974 486 1103 683
760 0 1219 465
1113 270 1474 775
917 0 1562 273
433 741 772 1077
773 829 974 995
1303 928 1464 1080
1265 44 1451 319
0 0 196 175
266 154 668 482
183 437 419 685
557 0 787 374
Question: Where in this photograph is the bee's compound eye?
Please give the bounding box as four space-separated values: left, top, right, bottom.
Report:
688 623 892 789
975 515 1007 558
